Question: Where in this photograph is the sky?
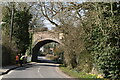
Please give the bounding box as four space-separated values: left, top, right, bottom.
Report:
43 20 55 30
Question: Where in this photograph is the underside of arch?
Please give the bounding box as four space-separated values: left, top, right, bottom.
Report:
32 39 61 62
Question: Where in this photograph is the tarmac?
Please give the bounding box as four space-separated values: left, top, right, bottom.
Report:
0 63 32 76
0 65 19 76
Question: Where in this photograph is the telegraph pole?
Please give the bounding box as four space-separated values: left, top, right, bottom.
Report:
0 22 6 68
10 2 14 42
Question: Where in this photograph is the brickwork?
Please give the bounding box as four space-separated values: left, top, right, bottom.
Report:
32 31 63 62
32 31 62 47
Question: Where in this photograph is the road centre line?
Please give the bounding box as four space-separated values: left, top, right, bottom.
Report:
38 67 44 78
38 68 40 72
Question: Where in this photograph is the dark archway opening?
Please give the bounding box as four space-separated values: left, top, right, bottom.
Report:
32 39 60 62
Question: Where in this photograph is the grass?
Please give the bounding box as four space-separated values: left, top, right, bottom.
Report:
59 65 99 79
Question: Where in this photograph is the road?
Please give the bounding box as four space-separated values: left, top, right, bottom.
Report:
1 57 69 79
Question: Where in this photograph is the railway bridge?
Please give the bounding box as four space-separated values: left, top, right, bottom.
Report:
32 31 63 62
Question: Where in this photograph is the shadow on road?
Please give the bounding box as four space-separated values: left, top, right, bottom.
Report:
37 59 56 64
34 63 59 67
14 58 60 71
35 59 59 67
15 64 34 70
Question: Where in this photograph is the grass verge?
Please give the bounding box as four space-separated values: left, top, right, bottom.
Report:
59 65 98 78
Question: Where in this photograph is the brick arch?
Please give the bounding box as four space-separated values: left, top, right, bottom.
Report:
32 32 63 62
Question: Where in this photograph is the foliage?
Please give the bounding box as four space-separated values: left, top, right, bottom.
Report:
82 2 120 78
46 54 58 61
39 2 120 79
43 43 56 55
1 3 18 65
13 7 32 54
1 2 33 65
60 65 98 78
53 45 63 56
39 2 94 72
53 45 64 63
2 2 119 79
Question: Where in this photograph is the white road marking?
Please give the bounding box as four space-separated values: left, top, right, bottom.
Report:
7 70 14 75
0 75 3 80
38 67 44 78
38 68 40 72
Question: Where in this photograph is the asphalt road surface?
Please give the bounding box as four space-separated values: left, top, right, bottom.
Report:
1 57 70 80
